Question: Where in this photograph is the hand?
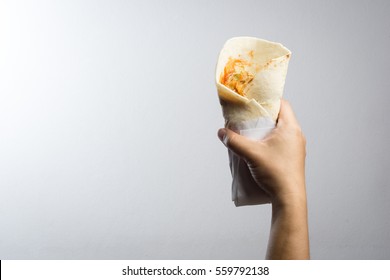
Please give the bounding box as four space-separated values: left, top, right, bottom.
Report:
218 99 309 259
218 99 306 206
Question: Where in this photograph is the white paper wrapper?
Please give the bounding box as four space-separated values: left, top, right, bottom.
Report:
230 117 274 206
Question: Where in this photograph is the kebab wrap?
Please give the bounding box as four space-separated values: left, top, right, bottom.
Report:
215 37 291 206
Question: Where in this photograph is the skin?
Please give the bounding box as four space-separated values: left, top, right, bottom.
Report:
217 99 309 260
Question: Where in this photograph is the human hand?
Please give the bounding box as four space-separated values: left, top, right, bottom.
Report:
217 99 306 206
218 99 309 259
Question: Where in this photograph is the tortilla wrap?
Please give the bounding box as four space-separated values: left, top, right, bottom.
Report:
215 37 291 206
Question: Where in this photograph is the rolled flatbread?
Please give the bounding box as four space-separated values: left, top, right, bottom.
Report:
215 37 291 206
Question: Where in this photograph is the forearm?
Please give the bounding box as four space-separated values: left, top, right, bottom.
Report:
266 191 310 260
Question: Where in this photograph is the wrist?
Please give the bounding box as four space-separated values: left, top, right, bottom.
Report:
271 183 307 212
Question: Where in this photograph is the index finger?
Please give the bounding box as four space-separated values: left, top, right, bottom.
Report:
276 99 300 128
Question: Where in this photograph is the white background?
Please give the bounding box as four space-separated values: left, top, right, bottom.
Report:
2 260 389 279
1 0 389 259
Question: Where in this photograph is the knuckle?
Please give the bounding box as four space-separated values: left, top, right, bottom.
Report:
225 133 237 148
302 133 307 145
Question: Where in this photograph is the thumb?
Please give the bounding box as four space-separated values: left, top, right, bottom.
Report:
218 128 259 161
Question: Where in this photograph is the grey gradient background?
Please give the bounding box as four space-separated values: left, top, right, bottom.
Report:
0 0 389 259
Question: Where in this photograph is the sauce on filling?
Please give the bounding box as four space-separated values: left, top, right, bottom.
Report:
220 57 254 96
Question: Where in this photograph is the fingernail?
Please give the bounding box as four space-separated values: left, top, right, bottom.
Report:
218 128 227 143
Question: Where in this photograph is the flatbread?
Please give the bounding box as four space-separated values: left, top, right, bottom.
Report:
216 37 291 129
